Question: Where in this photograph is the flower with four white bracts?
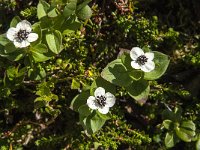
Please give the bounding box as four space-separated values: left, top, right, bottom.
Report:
6 20 38 48
87 87 116 114
130 47 155 72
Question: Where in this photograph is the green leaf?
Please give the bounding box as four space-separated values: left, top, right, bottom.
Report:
36 82 52 96
120 50 133 70
165 132 175 148
32 23 42 46
79 115 88 130
0 34 10 46
71 78 80 89
70 90 90 111
8 51 25 61
142 45 151 52
96 111 111 120
53 15 80 31
6 66 17 81
52 15 66 30
4 43 18 53
144 51 170 80
153 134 161 143
63 0 77 18
40 16 53 29
181 120 196 131
90 77 116 96
101 59 133 87
47 8 58 18
63 29 75 35
163 120 173 130
125 79 149 103
46 30 62 54
88 113 106 133
31 43 48 53
77 5 92 20
35 82 58 103
180 127 196 137
196 137 200 150
79 111 107 134
10 16 21 27
6 66 25 80
78 104 92 117
76 0 92 11
128 70 143 80
80 112 105 134
17 67 26 78
0 49 25 61
28 65 46 80
175 127 195 142
37 0 50 19
94 142 102 150
30 44 51 62
61 19 81 31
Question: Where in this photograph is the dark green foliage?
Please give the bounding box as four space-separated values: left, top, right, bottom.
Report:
76 108 152 149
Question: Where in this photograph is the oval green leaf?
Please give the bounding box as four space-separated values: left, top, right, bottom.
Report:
175 127 195 142
10 16 21 27
0 34 10 46
165 132 175 148
30 44 51 62
77 5 92 20
196 137 200 150
4 43 18 54
144 51 170 80
63 0 77 18
46 30 62 54
125 79 150 103
163 120 173 130
101 59 133 87
85 112 106 134
181 120 196 131
37 0 50 19
70 90 90 111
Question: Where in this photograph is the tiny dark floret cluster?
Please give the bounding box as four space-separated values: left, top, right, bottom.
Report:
17 29 29 42
136 55 148 65
96 95 106 107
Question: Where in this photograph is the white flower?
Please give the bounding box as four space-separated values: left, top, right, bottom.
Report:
87 87 116 114
6 20 38 48
130 47 155 72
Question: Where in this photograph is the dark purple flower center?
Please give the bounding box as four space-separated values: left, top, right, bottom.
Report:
96 95 106 107
136 55 148 65
17 30 29 42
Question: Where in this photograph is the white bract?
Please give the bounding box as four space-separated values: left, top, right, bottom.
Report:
130 47 155 72
6 20 38 48
87 87 116 114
